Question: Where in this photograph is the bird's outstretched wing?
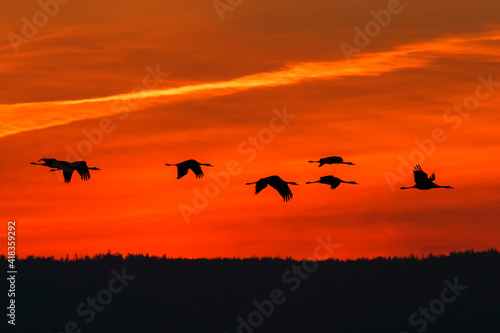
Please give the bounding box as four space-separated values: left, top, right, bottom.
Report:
413 164 429 184
323 156 343 165
331 156 343 164
321 176 340 190
269 182 293 202
62 169 74 183
74 161 91 181
49 161 73 183
254 180 268 194
176 165 189 179
190 163 204 179
329 182 340 190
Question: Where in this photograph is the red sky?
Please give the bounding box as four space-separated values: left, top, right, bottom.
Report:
1 0 499 260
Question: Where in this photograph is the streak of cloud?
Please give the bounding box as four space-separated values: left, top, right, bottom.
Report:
1 30 499 138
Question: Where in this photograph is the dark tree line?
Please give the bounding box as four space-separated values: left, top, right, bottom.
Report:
2 249 499 333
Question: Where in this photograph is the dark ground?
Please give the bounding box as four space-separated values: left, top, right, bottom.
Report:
2 249 500 333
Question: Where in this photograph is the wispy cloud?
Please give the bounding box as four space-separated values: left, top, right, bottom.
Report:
1 31 499 138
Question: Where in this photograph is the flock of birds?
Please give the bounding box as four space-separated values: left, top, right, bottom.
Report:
31 156 453 201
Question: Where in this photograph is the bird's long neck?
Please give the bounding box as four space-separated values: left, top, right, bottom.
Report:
341 181 357 184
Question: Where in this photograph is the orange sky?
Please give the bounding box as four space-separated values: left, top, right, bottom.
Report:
1 0 499 260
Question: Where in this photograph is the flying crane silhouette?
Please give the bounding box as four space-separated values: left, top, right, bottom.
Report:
308 156 355 167
400 165 453 190
165 159 213 179
245 175 299 202
306 176 358 190
31 158 100 183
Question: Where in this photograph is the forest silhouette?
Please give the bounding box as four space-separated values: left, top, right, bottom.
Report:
2 249 499 332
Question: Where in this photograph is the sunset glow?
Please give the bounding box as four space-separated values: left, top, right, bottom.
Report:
1 0 499 260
